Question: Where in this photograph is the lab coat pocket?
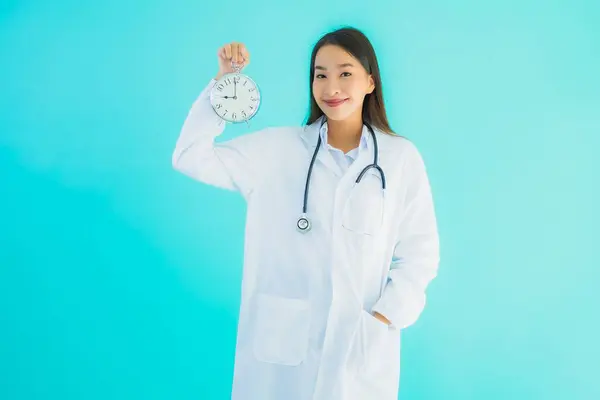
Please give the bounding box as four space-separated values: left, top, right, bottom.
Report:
252 293 311 366
360 310 400 381
341 172 385 236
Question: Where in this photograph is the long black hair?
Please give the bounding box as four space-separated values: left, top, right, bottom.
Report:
305 26 396 136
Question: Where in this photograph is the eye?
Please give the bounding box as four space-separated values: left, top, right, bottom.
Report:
341 72 352 77
315 74 326 79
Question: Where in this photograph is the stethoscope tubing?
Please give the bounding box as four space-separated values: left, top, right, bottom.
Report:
297 118 386 233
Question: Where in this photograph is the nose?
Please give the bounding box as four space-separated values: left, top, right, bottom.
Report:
323 79 342 97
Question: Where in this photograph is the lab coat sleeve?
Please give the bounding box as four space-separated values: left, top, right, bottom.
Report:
172 78 265 198
371 141 440 329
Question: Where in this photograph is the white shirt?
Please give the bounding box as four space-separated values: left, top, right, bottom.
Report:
319 121 369 173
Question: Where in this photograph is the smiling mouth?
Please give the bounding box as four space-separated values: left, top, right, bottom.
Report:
324 99 348 107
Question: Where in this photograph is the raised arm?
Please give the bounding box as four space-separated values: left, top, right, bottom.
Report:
172 42 265 198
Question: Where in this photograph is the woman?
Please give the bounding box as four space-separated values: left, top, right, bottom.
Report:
172 26 440 400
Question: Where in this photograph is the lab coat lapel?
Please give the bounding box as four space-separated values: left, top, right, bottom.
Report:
299 116 346 177
338 124 374 188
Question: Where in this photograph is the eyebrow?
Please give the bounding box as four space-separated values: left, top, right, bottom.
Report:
314 62 355 70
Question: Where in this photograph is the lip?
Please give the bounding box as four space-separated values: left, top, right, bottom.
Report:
323 98 348 107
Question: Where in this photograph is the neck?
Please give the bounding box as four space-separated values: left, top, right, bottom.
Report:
326 113 364 153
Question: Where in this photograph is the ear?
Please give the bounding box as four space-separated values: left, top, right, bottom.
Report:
366 75 375 94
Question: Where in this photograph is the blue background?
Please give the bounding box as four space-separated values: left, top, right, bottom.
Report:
1 1 599 399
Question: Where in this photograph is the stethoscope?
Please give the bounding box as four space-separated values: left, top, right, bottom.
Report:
296 118 387 233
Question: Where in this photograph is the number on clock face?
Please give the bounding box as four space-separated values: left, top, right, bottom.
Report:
210 73 260 123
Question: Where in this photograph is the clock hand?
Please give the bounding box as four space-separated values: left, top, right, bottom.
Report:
233 79 237 99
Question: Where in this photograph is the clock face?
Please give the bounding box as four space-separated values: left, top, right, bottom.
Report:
210 73 261 123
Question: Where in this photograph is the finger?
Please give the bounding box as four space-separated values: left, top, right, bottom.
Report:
240 44 250 64
231 42 239 63
224 44 232 60
217 46 226 61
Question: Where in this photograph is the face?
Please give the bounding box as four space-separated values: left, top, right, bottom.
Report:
312 44 375 121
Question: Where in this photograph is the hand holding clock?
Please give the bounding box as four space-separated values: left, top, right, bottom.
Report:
216 42 250 80
210 42 261 124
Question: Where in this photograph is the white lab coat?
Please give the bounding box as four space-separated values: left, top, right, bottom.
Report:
172 79 440 400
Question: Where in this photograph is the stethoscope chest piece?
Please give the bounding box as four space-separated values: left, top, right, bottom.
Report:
296 213 311 233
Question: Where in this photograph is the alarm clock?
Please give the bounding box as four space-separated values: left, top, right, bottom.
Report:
209 62 261 125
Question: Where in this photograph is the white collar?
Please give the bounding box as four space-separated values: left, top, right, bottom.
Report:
318 118 370 157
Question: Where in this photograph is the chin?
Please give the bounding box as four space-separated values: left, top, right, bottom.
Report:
320 106 354 121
